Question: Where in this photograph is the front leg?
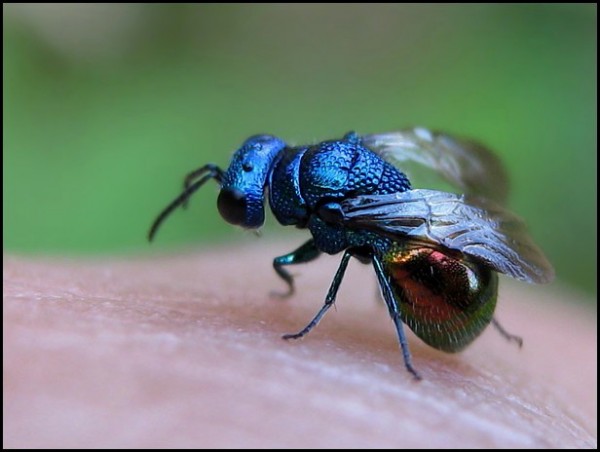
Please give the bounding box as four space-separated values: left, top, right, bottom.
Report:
272 239 321 298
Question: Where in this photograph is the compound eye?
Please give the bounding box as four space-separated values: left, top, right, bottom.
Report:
217 188 247 225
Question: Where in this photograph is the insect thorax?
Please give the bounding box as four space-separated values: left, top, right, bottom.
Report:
268 135 411 254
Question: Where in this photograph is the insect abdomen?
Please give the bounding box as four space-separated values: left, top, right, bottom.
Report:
382 244 498 353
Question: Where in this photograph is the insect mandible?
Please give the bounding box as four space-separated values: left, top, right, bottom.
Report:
148 128 555 379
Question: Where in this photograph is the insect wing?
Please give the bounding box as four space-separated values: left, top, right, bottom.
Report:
361 128 509 205
339 190 554 284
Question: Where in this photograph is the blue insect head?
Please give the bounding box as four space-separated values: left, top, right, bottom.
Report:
217 135 286 229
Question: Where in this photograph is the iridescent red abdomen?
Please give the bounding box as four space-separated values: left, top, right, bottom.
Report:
382 243 498 352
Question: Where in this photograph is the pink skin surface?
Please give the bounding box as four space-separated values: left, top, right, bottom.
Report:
3 244 597 448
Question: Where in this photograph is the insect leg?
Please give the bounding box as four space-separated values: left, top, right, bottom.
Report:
282 249 351 340
491 318 523 348
271 239 321 299
372 254 422 380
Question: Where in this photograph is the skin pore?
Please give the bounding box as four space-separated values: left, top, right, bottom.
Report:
3 244 597 448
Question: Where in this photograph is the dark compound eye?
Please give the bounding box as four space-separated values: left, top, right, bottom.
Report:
242 162 253 172
217 187 247 225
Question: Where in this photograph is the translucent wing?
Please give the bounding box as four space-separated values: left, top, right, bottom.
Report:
361 127 509 204
337 189 554 284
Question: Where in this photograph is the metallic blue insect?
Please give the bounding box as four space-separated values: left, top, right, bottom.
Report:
149 128 554 379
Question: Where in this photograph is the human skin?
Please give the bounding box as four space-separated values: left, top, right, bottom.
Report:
3 244 597 448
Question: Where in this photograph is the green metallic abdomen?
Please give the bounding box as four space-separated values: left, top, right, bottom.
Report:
382 244 498 353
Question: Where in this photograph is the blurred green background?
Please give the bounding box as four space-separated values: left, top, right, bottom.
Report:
3 4 597 296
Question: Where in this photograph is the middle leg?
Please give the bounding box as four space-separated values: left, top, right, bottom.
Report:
282 249 352 340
